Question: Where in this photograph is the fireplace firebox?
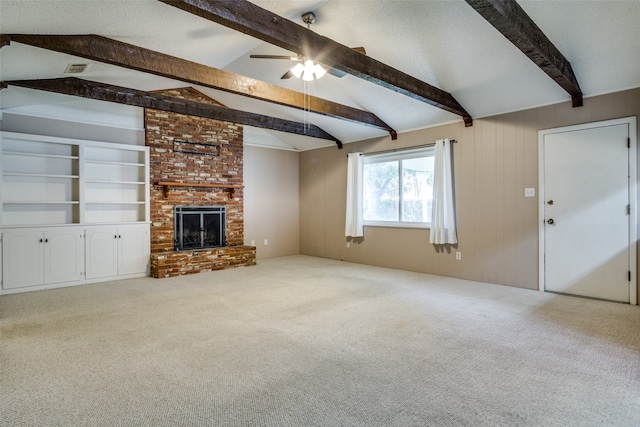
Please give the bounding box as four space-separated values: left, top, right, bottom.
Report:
174 206 226 251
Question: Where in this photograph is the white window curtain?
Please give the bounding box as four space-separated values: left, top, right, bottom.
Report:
430 139 458 244
345 152 364 237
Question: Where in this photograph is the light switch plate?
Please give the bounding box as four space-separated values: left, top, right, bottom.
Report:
524 188 536 197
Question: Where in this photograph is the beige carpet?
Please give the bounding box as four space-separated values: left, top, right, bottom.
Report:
1 255 639 426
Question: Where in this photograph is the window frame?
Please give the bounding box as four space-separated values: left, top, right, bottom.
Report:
362 147 434 229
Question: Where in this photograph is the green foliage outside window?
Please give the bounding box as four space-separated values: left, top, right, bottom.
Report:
363 150 434 226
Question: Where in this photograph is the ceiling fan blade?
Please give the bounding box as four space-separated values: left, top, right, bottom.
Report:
351 47 366 55
250 55 299 60
327 67 347 78
281 69 294 79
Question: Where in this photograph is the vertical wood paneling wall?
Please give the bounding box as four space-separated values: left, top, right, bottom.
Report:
299 88 640 299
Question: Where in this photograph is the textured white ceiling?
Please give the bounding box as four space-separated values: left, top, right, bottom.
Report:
1 0 639 150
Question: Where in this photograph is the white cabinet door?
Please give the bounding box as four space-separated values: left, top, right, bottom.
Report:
2 228 84 289
85 226 118 280
44 228 84 285
118 225 150 276
85 225 150 280
2 230 45 289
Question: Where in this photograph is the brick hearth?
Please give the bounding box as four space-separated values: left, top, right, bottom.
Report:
150 246 256 278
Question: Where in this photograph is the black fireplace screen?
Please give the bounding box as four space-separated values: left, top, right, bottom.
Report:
175 206 226 251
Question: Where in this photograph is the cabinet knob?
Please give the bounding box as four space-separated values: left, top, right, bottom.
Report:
40 238 43 243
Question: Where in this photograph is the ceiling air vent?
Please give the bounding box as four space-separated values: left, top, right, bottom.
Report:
64 63 88 74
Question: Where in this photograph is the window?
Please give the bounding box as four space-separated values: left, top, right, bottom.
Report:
363 148 434 228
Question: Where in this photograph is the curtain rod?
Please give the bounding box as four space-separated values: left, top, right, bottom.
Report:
347 140 457 157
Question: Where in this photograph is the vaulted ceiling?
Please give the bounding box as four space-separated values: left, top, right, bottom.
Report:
1 0 639 150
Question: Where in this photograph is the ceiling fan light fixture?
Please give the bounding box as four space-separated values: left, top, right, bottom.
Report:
302 59 316 81
291 62 304 78
290 59 325 81
314 63 327 79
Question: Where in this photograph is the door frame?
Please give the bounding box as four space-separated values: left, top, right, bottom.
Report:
538 117 637 305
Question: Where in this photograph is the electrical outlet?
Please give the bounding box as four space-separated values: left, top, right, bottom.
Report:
250 240 255 246
264 239 268 246
346 241 350 248
456 252 462 260
524 188 536 197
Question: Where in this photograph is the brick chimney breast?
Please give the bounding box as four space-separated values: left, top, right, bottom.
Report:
145 87 255 278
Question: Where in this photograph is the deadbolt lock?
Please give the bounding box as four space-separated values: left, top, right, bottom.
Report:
547 219 555 225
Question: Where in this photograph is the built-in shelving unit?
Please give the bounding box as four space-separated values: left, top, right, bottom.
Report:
83 144 148 224
1 135 81 226
1 132 149 227
1 132 151 294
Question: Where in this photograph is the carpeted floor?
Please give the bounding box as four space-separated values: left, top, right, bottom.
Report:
1 255 639 426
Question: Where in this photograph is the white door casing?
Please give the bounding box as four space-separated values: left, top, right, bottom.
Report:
539 117 637 304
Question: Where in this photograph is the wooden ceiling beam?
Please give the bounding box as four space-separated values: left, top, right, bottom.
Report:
1 34 395 139
464 0 583 107
2 78 343 148
157 0 473 127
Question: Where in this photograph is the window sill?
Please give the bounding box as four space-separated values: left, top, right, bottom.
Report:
364 221 430 230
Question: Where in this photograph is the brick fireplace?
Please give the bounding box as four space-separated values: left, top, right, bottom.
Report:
145 87 256 278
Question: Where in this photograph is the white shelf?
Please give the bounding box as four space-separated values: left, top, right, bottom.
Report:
85 160 145 167
3 151 80 160
85 179 145 185
3 173 80 179
4 201 80 205
85 201 146 205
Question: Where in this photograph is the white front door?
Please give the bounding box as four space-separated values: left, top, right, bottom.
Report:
540 118 636 303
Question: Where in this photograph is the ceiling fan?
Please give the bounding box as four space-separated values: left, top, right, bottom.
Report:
249 12 366 81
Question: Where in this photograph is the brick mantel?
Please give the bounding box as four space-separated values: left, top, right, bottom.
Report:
145 87 255 277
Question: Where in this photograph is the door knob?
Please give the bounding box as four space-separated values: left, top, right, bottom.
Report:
547 219 555 225
547 200 554 205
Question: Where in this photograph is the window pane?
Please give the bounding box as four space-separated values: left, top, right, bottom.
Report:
402 157 434 223
363 148 434 227
363 161 399 221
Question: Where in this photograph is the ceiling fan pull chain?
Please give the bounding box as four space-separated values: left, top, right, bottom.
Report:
304 80 309 134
